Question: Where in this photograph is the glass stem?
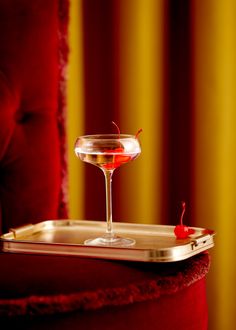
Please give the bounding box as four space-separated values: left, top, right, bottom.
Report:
103 169 114 237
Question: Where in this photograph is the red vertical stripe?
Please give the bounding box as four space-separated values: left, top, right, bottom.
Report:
82 0 120 220
162 0 194 225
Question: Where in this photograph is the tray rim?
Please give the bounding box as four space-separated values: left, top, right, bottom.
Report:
0 219 215 263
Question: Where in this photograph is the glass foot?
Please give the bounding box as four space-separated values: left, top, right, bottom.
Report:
84 234 135 247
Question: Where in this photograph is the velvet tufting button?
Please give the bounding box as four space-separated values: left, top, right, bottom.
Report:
15 111 29 124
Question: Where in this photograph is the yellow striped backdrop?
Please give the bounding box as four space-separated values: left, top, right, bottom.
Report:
67 1 236 329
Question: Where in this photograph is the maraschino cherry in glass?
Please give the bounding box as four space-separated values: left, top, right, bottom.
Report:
74 126 142 247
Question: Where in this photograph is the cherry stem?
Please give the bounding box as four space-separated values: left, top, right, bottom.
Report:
180 201 186 225
111 121 120 139
111 122 142 145
135 128 143 139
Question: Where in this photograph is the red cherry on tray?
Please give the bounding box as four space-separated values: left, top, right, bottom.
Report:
174 224 189 239
174 202 195 239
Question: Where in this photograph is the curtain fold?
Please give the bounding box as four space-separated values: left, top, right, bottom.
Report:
115 0 164 224
67 0 85 220
67 1 236 329
192 1 236 329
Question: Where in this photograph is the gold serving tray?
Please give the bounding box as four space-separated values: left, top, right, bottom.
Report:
0 220 215 262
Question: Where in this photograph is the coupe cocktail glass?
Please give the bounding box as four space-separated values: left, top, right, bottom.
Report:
74 134 141 247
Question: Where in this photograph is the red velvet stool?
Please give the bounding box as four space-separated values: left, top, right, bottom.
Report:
0 252 210 329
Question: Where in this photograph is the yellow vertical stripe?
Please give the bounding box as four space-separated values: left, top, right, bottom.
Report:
67 0 85 219
215 1 236 328
118 0 164 224
193 1 236 329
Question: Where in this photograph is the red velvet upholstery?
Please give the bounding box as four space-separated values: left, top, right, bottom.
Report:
0 0 68 234
0 1 210 329
0 252 210 329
